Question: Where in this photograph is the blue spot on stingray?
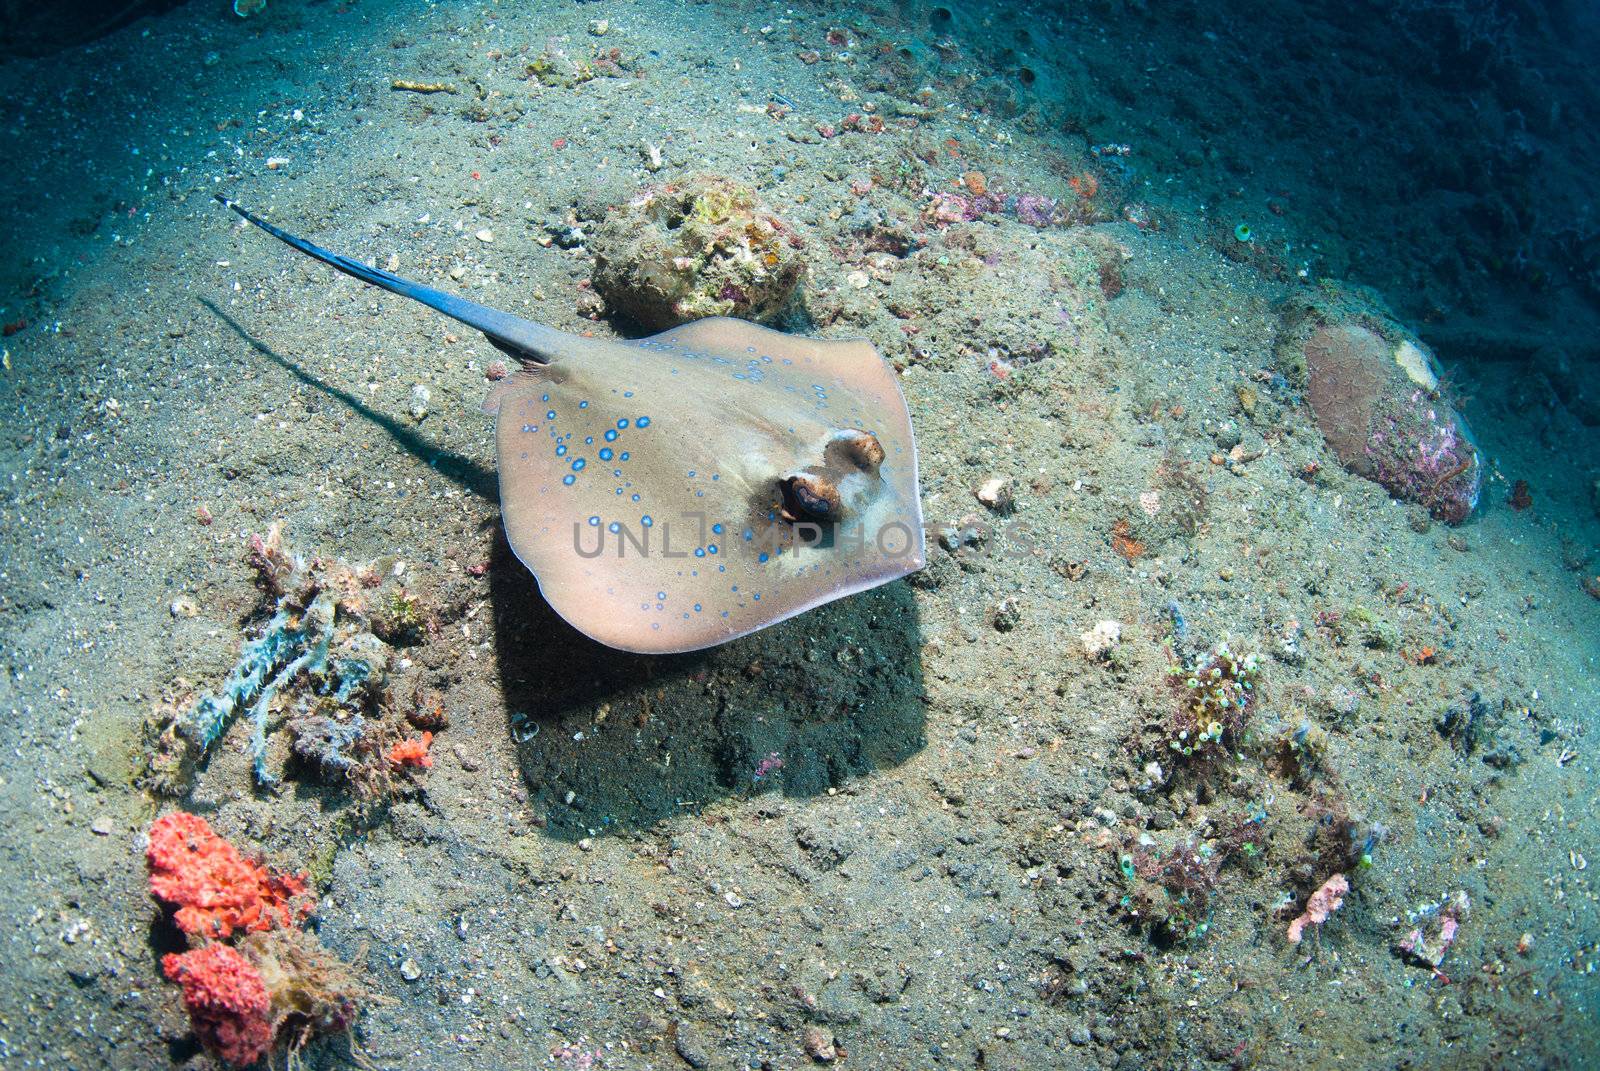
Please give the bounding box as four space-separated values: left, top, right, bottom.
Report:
753 593 761 601
571 458 586 472
657 591 666 600
521 423 536 433
620 452 630 461
708 544 719 554
562 474 576 486
694 548 705 558
608 522 621 533
712 523 724 534
624 390 634 398
613 469 622 477
758 553 770 563
617 419 630 429
556 444 568 457
604 429 618 442
542 393 550 402
588 516 600 526
631 493 640 502
742 529 754 541
547 410 557 420
599 448 613 461
642 515 653 528
637 416 651 427
694 604 702 613
579 400 589 409
585 436 594 445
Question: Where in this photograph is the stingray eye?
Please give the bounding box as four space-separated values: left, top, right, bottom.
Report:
780 473 842 522
828 429 885 472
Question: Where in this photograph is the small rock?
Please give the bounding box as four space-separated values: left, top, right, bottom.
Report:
845 270 870 289
90 816 115 836
976 477 1012 512
1079 620 1122 659
1070 1025 1092 1046
803 1025 838 1062
265 156 290 170
674 1021 713 1068
588 18 609 35
409 384 431 421
169 596 199 619
400 957 422 981
475 228 494 243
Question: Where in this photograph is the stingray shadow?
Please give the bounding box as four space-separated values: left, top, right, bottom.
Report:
488 528 928 842
199 297 498 501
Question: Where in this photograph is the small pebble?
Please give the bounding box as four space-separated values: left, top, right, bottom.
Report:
400 957 422 981
845 270 870 289
409 384 431 421
265 156 290 170
90 816 115 836
170 596 199 618
475 229 494 243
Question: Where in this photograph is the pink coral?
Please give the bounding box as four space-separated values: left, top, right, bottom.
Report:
1287 873 1349 944
162 944 274 1067
147 812 314 939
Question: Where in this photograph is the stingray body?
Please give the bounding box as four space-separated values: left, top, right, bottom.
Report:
217 197 925 653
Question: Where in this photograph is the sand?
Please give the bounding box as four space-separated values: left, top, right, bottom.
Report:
0 1 1597 1068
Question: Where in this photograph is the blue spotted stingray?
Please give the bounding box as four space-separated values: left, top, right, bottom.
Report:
217 197 925 653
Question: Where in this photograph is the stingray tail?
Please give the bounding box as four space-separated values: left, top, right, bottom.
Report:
215 194 565 363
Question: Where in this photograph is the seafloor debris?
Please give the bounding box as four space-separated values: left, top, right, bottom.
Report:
589 175 805 329
149 813 367 1068
147 523 437 794
1287 872 1349 944
1394 890 1470 972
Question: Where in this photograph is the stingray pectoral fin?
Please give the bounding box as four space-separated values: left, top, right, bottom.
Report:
216 195 570 363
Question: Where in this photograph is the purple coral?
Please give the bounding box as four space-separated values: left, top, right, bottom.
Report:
1364 388 1483 524
1013 194 1060 228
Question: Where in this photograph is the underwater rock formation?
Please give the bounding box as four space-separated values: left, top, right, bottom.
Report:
1277 289 1483 523
589 175 805 329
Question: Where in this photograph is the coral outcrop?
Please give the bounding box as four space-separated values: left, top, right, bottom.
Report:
1277 287 1482 523
149 814 368 1067
147 812 313 939
590 175 805 329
